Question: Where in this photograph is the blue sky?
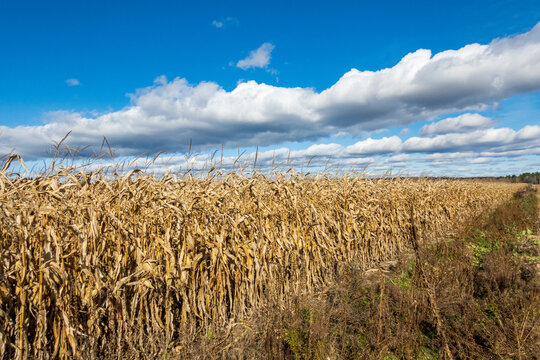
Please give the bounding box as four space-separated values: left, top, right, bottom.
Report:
1 0 540 176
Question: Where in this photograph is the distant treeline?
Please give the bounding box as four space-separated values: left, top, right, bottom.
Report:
499 172 540 184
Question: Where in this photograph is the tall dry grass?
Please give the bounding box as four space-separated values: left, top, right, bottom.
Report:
0 155 523 359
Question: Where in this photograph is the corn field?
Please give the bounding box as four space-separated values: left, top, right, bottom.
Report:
0 158 523 359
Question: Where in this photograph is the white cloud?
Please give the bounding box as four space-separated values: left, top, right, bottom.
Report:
345 136 402 155
470 157 491 164
387 154 410 162
65 78 80 86
420 113 495 136
212 17 238 29
404 129 496 152
290 143 344 158
517 125 540 139
236 43 275 70
399 128 410 137
314 23 540 131
2 23 540 160
402 126 540 153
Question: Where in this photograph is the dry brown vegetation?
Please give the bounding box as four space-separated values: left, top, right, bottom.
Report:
0 155 524 359
233 187 539 360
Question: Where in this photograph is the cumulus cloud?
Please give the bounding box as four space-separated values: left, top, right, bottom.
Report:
346 136 402 155
236 43 275 69
420 113 495 136
2 23 540 160
65 78 80 86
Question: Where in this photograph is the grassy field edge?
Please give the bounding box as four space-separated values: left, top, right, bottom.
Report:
191 187 540 360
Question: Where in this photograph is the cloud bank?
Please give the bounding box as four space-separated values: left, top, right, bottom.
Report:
107 120 540 176
2 23 540 160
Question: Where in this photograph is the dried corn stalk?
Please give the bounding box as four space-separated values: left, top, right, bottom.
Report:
0 164 522 359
